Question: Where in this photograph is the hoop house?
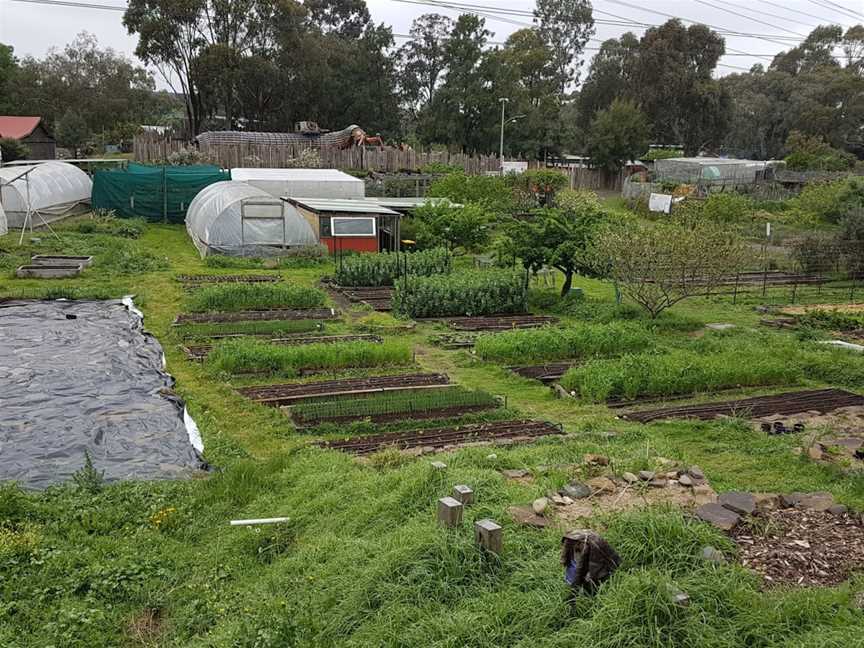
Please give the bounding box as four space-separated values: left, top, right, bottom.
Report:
0 161 92 228
186 181 317 257
0 201 7 236
231 168 364 199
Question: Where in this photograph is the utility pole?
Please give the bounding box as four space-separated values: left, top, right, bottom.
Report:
499 97 508 176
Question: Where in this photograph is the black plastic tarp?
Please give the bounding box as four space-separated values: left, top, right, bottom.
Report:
0 299 205 489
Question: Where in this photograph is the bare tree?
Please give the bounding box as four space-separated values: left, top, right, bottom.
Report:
598 218 748 318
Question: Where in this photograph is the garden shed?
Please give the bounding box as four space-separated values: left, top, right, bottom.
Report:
231 168 364 199
0 161 92 228
287 197 400 253
186 181 317 258
92 163 229 222
654 157 768 183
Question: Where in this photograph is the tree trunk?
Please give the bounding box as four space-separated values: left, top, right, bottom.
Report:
560 270 573 297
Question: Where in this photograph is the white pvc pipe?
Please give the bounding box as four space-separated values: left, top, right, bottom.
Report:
229 517 290 526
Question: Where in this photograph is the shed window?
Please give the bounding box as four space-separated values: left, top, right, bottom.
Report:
332 216 376 236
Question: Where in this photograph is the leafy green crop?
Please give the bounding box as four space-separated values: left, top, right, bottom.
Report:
207 339 411 375
291 387 499 424
560 339 864 401
392 269 526 318
186 284 326 312
334 248 451 287
474 322 655 364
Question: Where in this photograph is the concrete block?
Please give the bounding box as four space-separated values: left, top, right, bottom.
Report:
474 518 502 554
437 496 463 527
453 484 474 505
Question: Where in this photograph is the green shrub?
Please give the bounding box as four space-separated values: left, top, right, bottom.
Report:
791 177 864 223
426 172 515 213
698 193 754 223
784 131 855 172
410 202 491 252
392 269 526 318
797 309 864 331
207 339 411 375
186 284 326 312
474 323 654 364
74 212 145 238
334 248 451 287
291 387 499 425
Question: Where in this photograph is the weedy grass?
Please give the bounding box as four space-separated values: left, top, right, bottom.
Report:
335 247 451 287
203 247 329 269
474 322 655 364
186 283 326 312
290 386 500 424
174 318 323 339
206 338 412 376
393 269 527 318
561 337 864 401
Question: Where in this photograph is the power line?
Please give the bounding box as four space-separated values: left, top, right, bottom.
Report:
8 0 125 10
753 0 850 25
807 0 864 22
721 0 823 28
690 0 806 38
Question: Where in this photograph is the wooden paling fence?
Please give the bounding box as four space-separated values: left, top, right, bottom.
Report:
133 136 502 174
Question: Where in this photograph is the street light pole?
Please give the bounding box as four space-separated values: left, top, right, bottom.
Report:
499 97 508 176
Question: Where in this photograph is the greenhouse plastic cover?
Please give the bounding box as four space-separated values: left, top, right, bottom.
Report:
0 161 92 228
186 180 317 257
0 200 7 236
0 298 205 489
231 168 364 199
92 162 229 222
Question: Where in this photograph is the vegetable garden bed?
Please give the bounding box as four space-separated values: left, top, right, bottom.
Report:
446 315 559 331
623 388 864 423
176 274 280 284
175 320 323 340
509 362 578 383
183 334 383 361
237 373 452 405
174 308 337 324
316 419 565 455
290 387 500 426
186 284 326 312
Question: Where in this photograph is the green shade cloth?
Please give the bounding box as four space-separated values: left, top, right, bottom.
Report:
92 163 230 222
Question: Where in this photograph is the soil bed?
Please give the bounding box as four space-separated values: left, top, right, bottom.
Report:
509 362 578 383
183 334 383 361
418 315 558 331
732 507 864 587
174 308 337 324
175 274 280 284
623 389 864 423
237 373 452 405
316 420 564 455
293 403 498 426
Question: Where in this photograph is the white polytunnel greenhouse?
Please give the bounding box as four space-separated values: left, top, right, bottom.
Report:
185 180 318 257
230 168 364 199
0 161 92 229
0 201 7 236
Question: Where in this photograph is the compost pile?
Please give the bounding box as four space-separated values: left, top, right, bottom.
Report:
0 299 204 489
732 507 864 587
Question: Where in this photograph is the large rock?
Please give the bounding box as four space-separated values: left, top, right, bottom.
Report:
688 465 705 480
622 472 639 484
701 545 726 564
586 476 616 494
560 482 591 499
532 497 549 515
501 469 530 479
508 505 550 528
798 491 835 512
638 470 656 481
678 473 694 487
719 491 756 516
696 503 741 531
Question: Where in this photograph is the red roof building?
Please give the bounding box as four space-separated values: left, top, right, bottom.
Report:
0 116 56 160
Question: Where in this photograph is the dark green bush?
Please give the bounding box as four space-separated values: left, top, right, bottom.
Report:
392 269 526 318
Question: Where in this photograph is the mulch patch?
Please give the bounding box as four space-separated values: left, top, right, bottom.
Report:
731 507 864 587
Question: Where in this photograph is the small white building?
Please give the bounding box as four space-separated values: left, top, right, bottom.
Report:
230 168 364 200
0 161 92 229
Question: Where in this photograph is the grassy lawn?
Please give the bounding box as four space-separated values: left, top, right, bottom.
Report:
1 219 863 647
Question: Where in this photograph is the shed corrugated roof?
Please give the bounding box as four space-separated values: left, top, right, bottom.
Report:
286 197 399 215
0 116 43 140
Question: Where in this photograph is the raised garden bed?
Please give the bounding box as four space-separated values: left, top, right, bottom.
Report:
174 307 337 325
418 315 559 331
316 419 565 455
176 274 280 284
623 388 864 424
428 333 478 349
289 387 500 426
509 362 579 383
237 373 452 406
329 285 394 312
15 264 83 279
183 334 382 361
30 254 93 267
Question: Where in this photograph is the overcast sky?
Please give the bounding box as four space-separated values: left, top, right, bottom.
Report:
1 0 860 90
